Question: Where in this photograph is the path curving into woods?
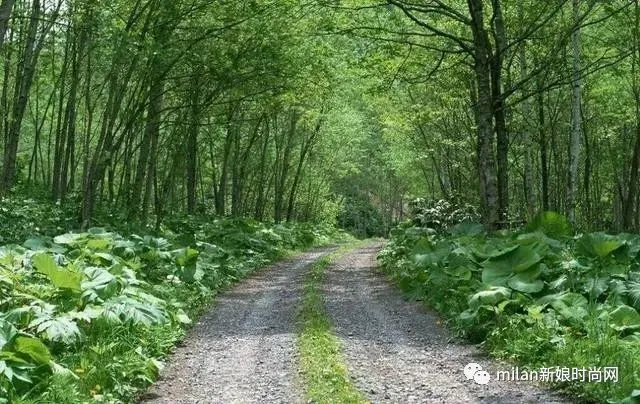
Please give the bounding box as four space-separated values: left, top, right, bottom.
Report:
141 243 569 404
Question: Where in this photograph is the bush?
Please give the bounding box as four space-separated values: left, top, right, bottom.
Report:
409 198 480 230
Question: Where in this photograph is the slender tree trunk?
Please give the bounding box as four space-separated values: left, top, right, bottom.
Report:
537 78 549 211
186 74 201 214
215 108 235 215
491 0 509 223
287 116 321 221
567 0 582 224
0 0 15 48
623 0 640 230
254 119 270 220
274 109 298 223
519 3 536 219
1 0 40 191
468 0 499 228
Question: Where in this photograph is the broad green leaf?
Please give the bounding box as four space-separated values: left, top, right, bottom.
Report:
53 233 88 246
576 232 625 259
0 319 18 350
175 309 191 324
469 287 511 309
13 336 51 365
526 211 571 238
175 247 199 282
86 238 110 250
608 305 640 332
82 267 118 299
101 296 168 326
507 273 544 293
32 254 82 291
30 315 82 344
582 276 609 299
538 292 588 322
473 244 518 261
481 245 542 285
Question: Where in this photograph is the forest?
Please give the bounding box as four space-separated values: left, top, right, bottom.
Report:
0 0 638 402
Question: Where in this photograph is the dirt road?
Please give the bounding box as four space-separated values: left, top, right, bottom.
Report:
141 249 331 404
323 243 567 403
142 244 567 403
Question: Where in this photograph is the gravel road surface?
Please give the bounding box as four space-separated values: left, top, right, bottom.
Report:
323 242 569 404
141 249 331 404
141 243 569 404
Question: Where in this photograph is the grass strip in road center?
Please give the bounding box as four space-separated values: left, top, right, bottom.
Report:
297 242 370 404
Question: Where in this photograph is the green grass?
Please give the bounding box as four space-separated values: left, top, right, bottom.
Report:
297 243 369 404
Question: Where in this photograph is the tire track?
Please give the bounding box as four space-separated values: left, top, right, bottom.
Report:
140 248 332 404
322 243 569 404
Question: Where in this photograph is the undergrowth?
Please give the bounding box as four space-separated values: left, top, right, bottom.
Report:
0 200 350 403
379 212 640 403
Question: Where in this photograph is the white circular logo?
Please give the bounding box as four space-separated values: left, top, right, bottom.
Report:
464 362 483 380
464 362 491 385
473 370 491 385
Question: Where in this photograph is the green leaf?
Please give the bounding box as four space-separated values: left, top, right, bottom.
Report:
473 244 518 261
53 233 88 246
23 237 66 253
175 247 199 282
86 238 110 250
13 336 51 364
101 296 168 326
30 315 82 344
82 267 118 300
481 245 542 285
538 292 589 322
608 305 640 332
0 319 18 350
469 287 511 309
526 211 571 238
576 233 625 259
175 309 191 325
507 273 544 293
32 254 82 291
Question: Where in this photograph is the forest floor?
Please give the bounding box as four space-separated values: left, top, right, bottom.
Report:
140 242 569 403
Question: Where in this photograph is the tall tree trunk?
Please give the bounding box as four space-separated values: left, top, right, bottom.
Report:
491 0 509 223
1 0 40 191
186 74 201 214
519 3 536 219
567 0 582 224
0 0 15 48
215 107 235 215
287 117 321 221
274 109 298 223
623 0 640 231
468 0 499 228
537 77 549 211
254 119 270 221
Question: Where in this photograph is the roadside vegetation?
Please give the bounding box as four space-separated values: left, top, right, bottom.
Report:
0 194 348 402
379 201 640 403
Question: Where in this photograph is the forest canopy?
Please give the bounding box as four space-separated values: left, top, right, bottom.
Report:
0 0 638 233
